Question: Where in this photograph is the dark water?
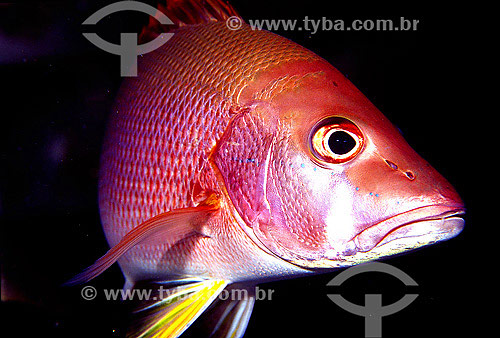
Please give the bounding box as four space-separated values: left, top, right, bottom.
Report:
2 1 482 337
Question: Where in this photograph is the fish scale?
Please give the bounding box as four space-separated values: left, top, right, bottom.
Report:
98 21 320 280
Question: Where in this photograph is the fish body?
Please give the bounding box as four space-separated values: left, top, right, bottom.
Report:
69 1 465 336
99 17 322 284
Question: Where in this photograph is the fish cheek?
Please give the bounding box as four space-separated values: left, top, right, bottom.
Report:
249 129 339 263
212 108 330 263
268 170 328 259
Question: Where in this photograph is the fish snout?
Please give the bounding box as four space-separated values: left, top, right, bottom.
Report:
333 152 466 263
375 148 464 208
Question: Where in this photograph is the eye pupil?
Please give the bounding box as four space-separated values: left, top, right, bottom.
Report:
328 131 356 155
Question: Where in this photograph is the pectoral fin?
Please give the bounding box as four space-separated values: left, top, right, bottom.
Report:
64 195 220 286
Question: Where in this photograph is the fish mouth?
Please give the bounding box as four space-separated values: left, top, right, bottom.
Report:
287 204 465 269
344 204 465 261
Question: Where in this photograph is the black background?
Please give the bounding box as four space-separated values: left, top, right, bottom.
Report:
1 1 485 337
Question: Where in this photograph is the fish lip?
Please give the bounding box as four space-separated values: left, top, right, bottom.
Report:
351 204 466 253
287 206 465 270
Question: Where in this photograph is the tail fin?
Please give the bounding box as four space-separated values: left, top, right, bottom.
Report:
139 0 242 43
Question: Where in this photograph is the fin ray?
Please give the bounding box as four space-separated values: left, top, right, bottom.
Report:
139 0 242 43
129 279 229 338
208 286 255 338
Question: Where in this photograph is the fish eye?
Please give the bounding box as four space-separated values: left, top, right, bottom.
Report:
309 117 364 164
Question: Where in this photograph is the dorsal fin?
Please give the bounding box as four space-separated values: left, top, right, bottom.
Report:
139 0 242 43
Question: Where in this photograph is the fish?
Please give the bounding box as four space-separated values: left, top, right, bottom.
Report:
66 0 465 337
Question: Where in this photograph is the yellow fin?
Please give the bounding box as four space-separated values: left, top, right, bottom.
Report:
129 279 229 338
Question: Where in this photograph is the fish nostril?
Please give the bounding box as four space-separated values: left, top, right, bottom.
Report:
405 170 416 180
384 159 415 180
384 159 398 170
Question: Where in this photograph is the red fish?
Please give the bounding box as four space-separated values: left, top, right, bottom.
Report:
67 1 465 337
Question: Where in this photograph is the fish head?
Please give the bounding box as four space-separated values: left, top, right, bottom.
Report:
217 62 464 270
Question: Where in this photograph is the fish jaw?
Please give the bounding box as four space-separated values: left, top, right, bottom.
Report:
351 205 465 253
318 204 465 267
